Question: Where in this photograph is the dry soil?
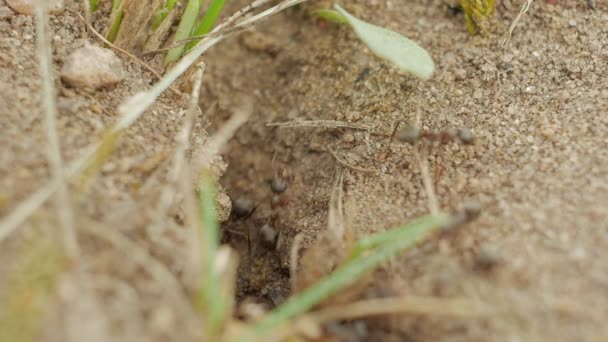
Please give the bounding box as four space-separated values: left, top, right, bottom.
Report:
1 0 607 341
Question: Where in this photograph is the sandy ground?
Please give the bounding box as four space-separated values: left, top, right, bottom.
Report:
1 0 607 341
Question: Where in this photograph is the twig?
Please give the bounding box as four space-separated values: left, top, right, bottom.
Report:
383 121 401 160
142 0 275 56
327 172 344 241
230 0 307 31
268 120 371 131
191 101 252 173
81 0 91 39
68 9 181 95
290 233 304 291
152 64 206 238
307 296 493 323
328 147 376 174
35 0 80 259
180 162 203 291
415 144 439 215
501 0 533 48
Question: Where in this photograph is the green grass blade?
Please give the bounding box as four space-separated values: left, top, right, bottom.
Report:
165 0 204 64
196 171 226 335
89 0 99 12
152 0 178 30
312 9 347 24
235 213 450 342
186 0 226 51
106 10 124 43
198 172 220 264
348 215 448 259
105 0 123 43
111 0 121 12
152 8 170 30
166 0 178 9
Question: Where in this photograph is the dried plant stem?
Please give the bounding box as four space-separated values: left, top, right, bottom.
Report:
416 145 439 215
290 233 304 291
231 0 306 30
191 102 252 173
268 120 371 131
328 147 376 174
153 64 206 237
501 0 533 48
306 295 492 323
327 172 345 240
143 0 276 55
180 163 203 290
82 0 91 39
383 121 401 160
35 0 79 259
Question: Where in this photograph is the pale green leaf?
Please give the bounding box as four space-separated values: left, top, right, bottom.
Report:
335 5 435 79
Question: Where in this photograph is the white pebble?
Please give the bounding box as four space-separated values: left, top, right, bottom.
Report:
6 0 63 15
61 45 125 90
473 89 483 99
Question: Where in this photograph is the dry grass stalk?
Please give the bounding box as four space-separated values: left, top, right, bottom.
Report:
327 172 345 241
328 147 376 174
290 233 305 291
143 0 275 55
416 144 440 215
267 120 372 131
501 0 533 47
111 0 163 52
152 63 206 239
35 0 79 259
190 100 252 174
294 172 370 307
305 295 493 323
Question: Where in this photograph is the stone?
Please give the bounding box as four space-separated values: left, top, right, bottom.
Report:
6 0 63 15
61 45 125 90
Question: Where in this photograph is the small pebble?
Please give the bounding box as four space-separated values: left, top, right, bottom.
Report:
61 44 125 90
541 128 555 138
342 132 355 143
473 89 483 99
6 0 63 15
454 68 467 81
396 124 420 145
